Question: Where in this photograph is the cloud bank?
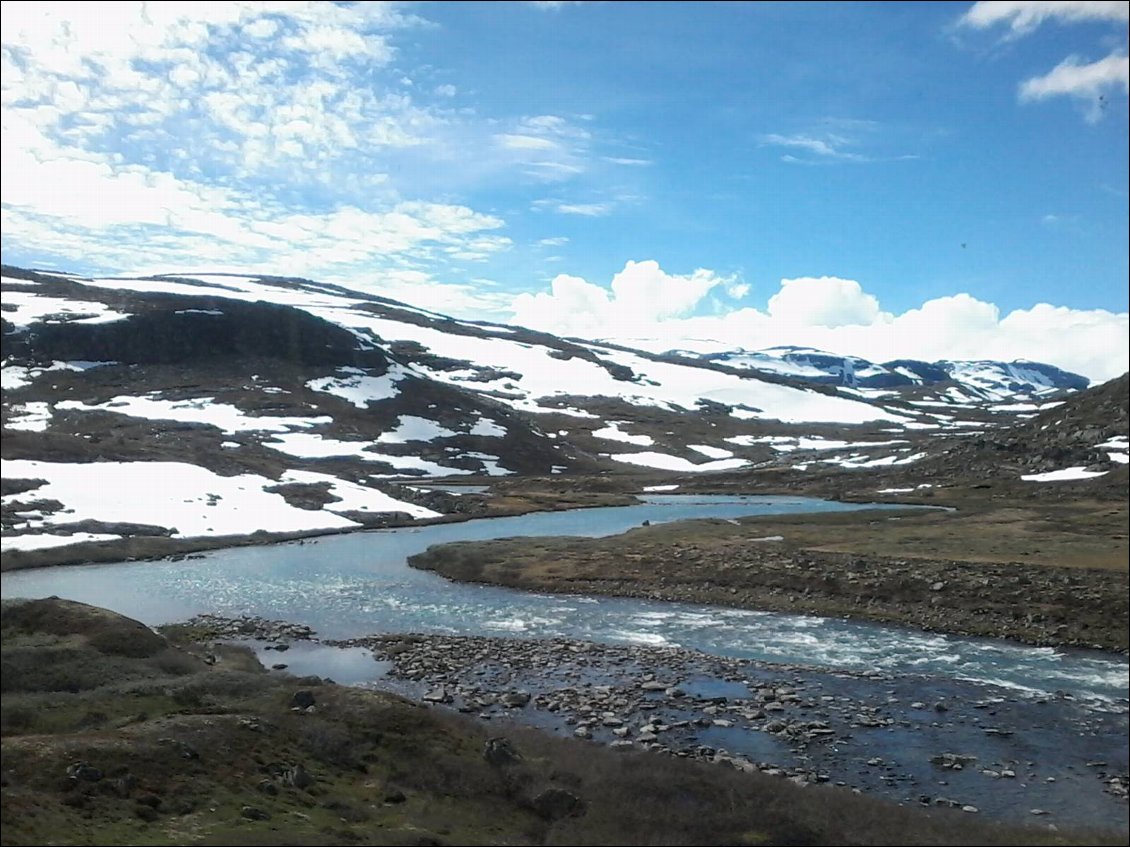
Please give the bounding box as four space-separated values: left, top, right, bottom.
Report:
509 261 1129 383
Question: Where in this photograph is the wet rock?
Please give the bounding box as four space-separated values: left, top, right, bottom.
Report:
500 691 531 708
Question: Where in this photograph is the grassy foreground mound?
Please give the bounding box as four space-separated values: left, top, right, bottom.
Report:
0 598 1111 846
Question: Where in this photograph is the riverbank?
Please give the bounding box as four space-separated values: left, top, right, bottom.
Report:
8 597 1110 847
167 612 1130 836
408 490 1129 653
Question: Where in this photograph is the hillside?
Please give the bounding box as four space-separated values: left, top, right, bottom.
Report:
2 265 1126 567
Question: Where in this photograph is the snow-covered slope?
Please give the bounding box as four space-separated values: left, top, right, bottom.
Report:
4 266 1111 558
678 345 1088 409
1 266 928 555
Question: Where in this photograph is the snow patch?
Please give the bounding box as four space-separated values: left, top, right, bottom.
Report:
278 470 441 519
377 416 458 444
1021 467 1109 482
2 291 130 327
687 444 734 459
0 459 364 538
56 395 331 435
306 365 404 408
606 451 748 473
592 422 655 446
469 417 507 437
1 532 124 553
6 402 52 432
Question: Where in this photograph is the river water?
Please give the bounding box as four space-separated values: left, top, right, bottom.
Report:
2 495 1124 705
3 494 1127 832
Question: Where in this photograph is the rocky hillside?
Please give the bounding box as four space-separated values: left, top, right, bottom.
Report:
906 373 1129 492
2 265 1124 562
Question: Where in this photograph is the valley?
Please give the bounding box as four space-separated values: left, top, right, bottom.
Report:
2 266 1127 844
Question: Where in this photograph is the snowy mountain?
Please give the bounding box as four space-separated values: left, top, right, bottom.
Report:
675 345 1088 406
1 266 1117 563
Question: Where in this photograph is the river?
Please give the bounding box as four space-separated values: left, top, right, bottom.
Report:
3 494 1127 833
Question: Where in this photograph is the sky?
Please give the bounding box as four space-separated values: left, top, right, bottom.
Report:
1 1 1128 382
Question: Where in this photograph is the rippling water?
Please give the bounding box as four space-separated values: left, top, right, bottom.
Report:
3 495 1126 706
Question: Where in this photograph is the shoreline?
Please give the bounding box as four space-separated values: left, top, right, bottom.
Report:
169 615 1130 835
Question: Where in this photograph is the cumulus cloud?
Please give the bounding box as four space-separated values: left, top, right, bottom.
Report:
511 260 732 339
507 261 1129 382
767 277 884 328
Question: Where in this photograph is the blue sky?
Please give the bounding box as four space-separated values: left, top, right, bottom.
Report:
1 1 1127 379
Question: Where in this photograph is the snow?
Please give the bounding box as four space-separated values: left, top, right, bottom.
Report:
724 435 793 447
264 432 470 477
305 365 403 408
0 459 364 538
462 451 513 476
1 360 115 390
606 451 749 472
6 402 52 432
877 488 915 494
824 451 928 469
56 395 331 435
174 309 224 316
470 417 507 437
723 435 906 452
642 484 680 491
377 416 458 444
1097 436 1128 450
688 444 734 459
1098 435 1128 464
1021 466 1109 482
1 290 130 327
592 422 655 446
1 532 123 553
277 470 441 519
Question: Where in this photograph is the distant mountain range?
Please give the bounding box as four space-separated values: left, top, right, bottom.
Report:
669 345 1089 400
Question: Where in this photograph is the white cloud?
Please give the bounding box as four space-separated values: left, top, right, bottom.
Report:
511 260 732 339
959 2 1128 35
958 2 1129 120
507 261 1129 382
1019 53 1129 120
553 202 612 216
528 2 585 11
760 132 863 161
0 2 528 298
767 277 884 328
497 133 560 151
